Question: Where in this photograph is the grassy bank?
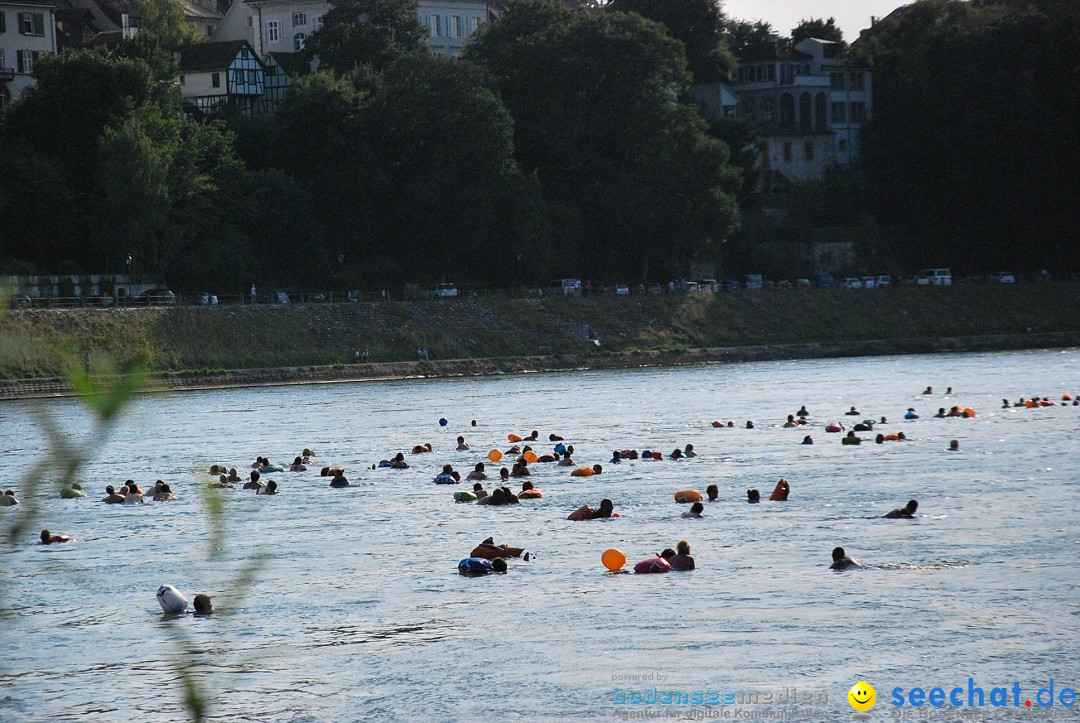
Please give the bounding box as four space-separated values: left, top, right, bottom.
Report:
1 284 1078 381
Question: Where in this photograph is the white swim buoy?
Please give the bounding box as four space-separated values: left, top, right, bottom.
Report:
157 584 188 614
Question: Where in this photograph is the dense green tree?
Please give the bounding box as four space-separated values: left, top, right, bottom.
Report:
859 0 1080 272
0 143 80 270
465 0 739 280
791 17 844 46
606 0 736 82
724 19 779 55
130 0 202 47
301 0 429 73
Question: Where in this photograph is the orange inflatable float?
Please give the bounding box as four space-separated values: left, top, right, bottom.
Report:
519 489 543 499
507 433 523 443
570 466 596 477
674 489 703 503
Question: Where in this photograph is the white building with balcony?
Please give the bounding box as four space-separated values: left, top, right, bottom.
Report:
212 0 496 58
724 37 872 191
0 0 57 107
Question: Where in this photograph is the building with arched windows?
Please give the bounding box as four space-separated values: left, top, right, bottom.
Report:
722 36 872 191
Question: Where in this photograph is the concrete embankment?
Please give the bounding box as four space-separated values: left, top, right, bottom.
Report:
1 284 1077 400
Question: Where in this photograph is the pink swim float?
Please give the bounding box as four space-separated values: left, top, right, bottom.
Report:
634 557 671 574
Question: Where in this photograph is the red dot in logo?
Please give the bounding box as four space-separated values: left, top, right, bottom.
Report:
1026 701 1031 707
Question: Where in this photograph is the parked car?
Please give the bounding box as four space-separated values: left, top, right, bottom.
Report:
429 283 459 298
614 283 630 296
776 279 793 290
722 279 741 292
683 281 701 292
840 277 863 289
550 279 582 296
697 279 719 292
141 289 176 305
814 273 836 289
794 278 813 289
745 274 763 291
918 268 952 286
875 275 892 288
991 272 1016 284
274 291 290 303
861 276 877 289
194 292 218 305
647 283 663 295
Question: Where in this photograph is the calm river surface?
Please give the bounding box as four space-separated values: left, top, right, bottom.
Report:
1 350 1079 721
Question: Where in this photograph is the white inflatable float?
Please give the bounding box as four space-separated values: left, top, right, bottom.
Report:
157 584 188 614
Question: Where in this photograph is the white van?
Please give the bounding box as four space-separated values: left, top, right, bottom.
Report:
551 279 581 295
918 269 952 286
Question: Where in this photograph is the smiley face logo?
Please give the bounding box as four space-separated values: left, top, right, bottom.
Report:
848 681 876 711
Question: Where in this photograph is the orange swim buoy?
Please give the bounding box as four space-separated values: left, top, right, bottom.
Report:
519 489 543 499
674 489 702 503
508 433 523 443
711 421 723 428
570 466 596 477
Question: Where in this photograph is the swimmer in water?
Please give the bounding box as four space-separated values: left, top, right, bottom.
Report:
456 436 470 451
670 447 684 459
439 464 461 482
499 467 510 482
549 433 564 442
391 453 409 469
684 444 697 458
706 485 719 501
845 406 860 416
472 482 488 499
101 485 124 503
289 457 307 472
948 439 960 451
923 386 933 395
934 408 947 418
801 435 814 445
210 474 233 489
747 488 761 503
883 500 918 519
745 421 754 429
609 450 622 464
257 480 278 495
830 547 864 570
875 434 885 444
784 415 799 428
40 529 71 544
61 482 86 499
244 470 263 490
476 487 504 506
669 540 695 570
769 479 789 501
567 498 615 520
1002 398 1011 408
193 594 213 615
329 469 350 487
681 502 704 518
154 483 178 501
797 406 809 417
525 430 539 441
853 421 873 432
466 463 487 481
124 484 144 504
842 431 862 445
227 468 241 483
511 460 530 477
519 480 542 498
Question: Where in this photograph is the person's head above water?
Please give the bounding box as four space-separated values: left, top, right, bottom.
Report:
491 557 508 573
904 500 918 514
747 488 760 503
473 482 485 491
598 498 614 517
832 547 847 562
677 540 690 555
801 435 813 445
442 464 454 474
659 548 676 559
500 467 510 480
690 502 704 515
522 480 534 491
193 594 213 614
949 439 960 451
251 469 260 483
706 485 718 501
474 462 485 472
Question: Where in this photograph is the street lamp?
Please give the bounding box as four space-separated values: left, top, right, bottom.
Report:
126 254 133 305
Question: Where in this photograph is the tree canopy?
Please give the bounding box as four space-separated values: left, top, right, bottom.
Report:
606 0 736 82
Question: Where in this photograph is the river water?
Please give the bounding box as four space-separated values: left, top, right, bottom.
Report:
1 349 1078 721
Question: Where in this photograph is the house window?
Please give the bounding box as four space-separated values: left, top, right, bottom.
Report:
211 72 220 88
248 16 252 26
0 11 6 33
293 32 305 51
469 16 479 33
267 21 279 42
767 64 775 81
292 12 306 27
783 142 792 162
453 15 464 38
830 72 845 90
849 71 865 91
17 49 35 73
762 97 774 123
804 142 814 161
431 14 442 37
850 102 866 123
313 15 323 30
247 69 258 84
831 102 846 123
19 12 45 36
